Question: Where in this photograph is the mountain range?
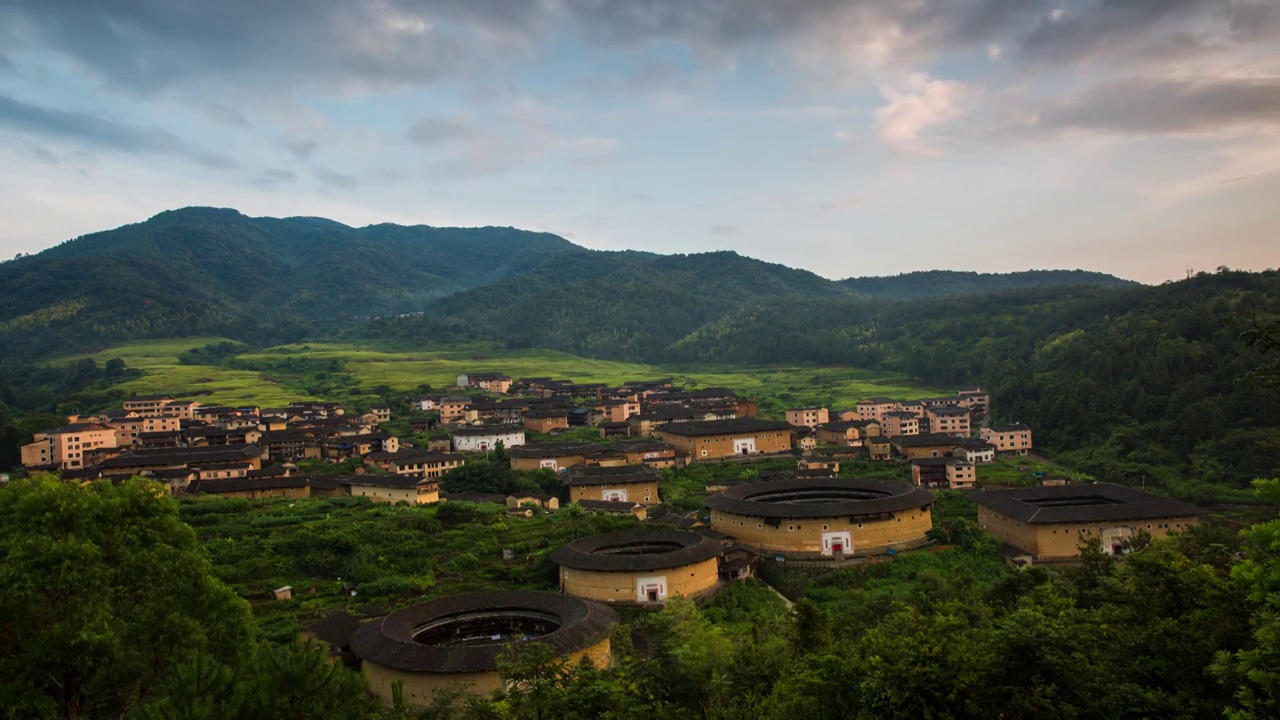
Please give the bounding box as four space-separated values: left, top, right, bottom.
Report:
0 207 1134 360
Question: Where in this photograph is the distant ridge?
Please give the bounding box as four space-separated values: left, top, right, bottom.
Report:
0 207 1135 360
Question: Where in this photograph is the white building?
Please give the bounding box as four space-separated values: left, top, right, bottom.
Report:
450 425 526 453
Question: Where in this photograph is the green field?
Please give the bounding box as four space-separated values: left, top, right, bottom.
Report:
62 337 319 406
60 338 947 415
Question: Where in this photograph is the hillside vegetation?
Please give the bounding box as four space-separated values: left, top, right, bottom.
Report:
0 207 1132 360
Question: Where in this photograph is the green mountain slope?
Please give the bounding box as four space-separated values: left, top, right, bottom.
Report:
668 270 1280 490
0 207 582 357
837 269 1134 298
0 206 1135 360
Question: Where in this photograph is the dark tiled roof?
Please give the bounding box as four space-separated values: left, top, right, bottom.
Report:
971 484 1208 524
565 464 661 486
450 425 525 437
988 423 1031 432
98 444 263 468
928 406 969 416
344 475 429 490
187 476 308 494
808 445 869 457
611 439 673 453
523 409 569 419
577 499 643 512
889 433 963 448
443 492 508 504
658 418 792 437
50 422 115 434
705 477 934 519
507 442 603 458
305 611 362 649
307 474 350 491
551 529 722 572
816 420 876 432
350 591 617 673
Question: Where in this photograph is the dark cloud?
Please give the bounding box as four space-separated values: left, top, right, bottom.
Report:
1036 76 1280 135
0 93 236 168
406 116 483 146
1018 0 1227 65
205 103 249 127
17 141 59 166
0 1 548 93
313 167 358 190
261 168 297 182
285 138 321 160
4 0 1275 96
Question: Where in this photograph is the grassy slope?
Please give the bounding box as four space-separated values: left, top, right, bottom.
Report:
60 337 318 406
60 338 948 415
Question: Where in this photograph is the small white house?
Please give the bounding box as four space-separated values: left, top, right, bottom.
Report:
412 397 440 412
955 443 996 464
451 425 526 453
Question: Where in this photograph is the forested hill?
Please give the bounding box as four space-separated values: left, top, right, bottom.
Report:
838 269 1131 299
668 270 1280 492
0 207 1133 359
0 207 583 358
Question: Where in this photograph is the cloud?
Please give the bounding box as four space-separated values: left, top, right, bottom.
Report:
873 73 971 154
406 116 484 146
5 0 1277 109
709 224 739 236
0 1 550 94
0 93 236 168
313 167 358 190
819 195 867 211
205 103 249 127
564 136 620 165
1029 75 1280 137
407 108 620 175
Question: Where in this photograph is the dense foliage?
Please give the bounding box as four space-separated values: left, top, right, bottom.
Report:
6 469 1280 719
665 270 1280 496
0 358 142 468
0 207 1132 361
0 207 580 359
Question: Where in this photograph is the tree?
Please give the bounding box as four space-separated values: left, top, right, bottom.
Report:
0 475 254 718
1215 519 1280 720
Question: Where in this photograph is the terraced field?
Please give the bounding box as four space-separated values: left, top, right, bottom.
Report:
61 338 947 414
60 337 317 406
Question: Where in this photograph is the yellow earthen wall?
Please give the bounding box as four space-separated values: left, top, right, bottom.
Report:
710 506 932 555
560 557 719 602
570 481 661 505
977 506 1201 558
364 638 610 706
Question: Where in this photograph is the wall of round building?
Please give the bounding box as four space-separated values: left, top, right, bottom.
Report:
364 639 612 705
559 556 720 604
709 506 932 556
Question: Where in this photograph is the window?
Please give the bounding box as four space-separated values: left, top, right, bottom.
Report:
788 525 794 531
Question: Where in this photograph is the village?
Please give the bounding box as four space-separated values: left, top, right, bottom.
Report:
17 369 1210 705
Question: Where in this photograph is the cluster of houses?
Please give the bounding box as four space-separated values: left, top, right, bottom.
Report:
18 373 1037 513
780 387 1033 492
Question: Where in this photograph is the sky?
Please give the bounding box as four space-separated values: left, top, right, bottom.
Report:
1 1 1278 284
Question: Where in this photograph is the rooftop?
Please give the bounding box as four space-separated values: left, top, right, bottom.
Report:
658 418 793 437
550 529 722 573
349 591 617 673
564 464 661 486
705 477 934 519
971 484 1207 524
507 442 603 458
